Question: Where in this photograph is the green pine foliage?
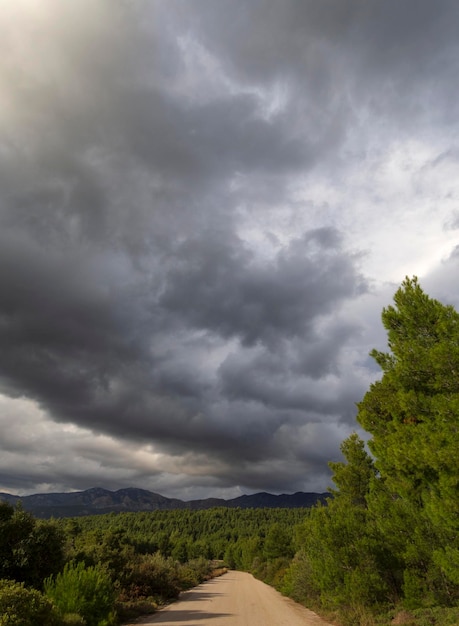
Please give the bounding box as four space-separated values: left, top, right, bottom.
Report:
281 278 459 624
328 433 376 506
359 278 459 607
58 506 306 567
44 561 116 626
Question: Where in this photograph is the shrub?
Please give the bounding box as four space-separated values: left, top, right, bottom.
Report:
121 552 182 601
177 557 213 590
0 578 59 626
281 550 316 604
44 561 115 626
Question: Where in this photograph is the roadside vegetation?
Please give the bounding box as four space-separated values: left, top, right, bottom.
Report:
1 278 458 625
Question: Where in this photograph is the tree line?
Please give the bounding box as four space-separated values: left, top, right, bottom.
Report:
0 500 304 625
1 277 459 625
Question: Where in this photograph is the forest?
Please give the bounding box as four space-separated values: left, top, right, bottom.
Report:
1 277 459 626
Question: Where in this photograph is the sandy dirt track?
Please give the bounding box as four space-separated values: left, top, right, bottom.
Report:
125 570 334 626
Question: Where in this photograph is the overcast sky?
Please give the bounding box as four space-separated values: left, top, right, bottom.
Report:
1 0 459 499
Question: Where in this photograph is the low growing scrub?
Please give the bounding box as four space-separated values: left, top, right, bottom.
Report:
115 598 158 623
120 552 183 602
178 557 213 589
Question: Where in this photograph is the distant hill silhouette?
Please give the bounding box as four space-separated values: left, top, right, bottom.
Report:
0 487 329 518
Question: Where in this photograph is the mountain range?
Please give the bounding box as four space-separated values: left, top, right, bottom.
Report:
0 487 329 518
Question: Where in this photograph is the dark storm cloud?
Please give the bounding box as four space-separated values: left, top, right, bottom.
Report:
117 90 313 182
218 321 361 410
1 0 457 496
160 227 365 347
0 217 365 488
180 0 459 103
165 0 459 172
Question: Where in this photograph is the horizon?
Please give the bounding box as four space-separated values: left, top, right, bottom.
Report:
1 485 328 499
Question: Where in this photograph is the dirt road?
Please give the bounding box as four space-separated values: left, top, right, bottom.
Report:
125 570 334 626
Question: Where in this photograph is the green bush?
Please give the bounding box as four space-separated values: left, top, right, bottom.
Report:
44 561 115 626
0 578 59 626
281 550 317 604
184 558 212 582
121 552 182 601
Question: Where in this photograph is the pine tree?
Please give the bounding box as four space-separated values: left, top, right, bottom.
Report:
328 432 376 507
358 277 459 601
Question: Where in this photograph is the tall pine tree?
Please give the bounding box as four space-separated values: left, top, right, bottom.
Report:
358 277 459 601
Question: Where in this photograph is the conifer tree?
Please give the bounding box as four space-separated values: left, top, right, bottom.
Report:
358 277 459 598
328 432 376 507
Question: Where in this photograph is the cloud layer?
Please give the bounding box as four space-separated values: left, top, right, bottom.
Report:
1 0 459 497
